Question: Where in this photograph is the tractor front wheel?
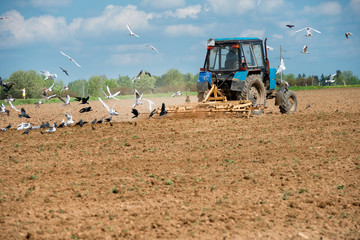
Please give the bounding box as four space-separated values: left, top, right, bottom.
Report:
240 75 266 115
279 90 297 114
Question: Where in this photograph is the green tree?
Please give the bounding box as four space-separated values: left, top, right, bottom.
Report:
134 73 156 93
68 79 88 97
88 75 105 97
5 70 44 99
156 68 184 91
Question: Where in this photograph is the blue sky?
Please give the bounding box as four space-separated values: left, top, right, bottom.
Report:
0 0 359 84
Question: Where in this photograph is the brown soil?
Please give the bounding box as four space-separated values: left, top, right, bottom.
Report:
0 88 359 239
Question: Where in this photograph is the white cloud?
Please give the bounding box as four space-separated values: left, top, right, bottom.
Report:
164 24 205 37
239 29 265 38
164 5 202 19
349 0 360 13
141 0 186 9
0 10 68 48
206 0 255 14
272 34 283 40
303 1 342 16
29 0 72 7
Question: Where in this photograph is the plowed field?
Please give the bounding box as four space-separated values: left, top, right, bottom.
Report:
1 87 359 239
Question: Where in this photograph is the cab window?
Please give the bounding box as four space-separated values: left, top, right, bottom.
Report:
242 44 256 67
252 44 264 67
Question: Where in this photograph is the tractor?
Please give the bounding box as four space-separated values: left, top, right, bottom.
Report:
197 37 297 114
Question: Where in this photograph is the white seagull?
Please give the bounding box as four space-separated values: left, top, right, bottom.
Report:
41 70 57 80
58 95 71 106
295 27 321 37
103 86 120 100
276 58 286 74
143 98 154 112
0 103 9 115
345 32 352 39
132 89 144 108
132 70 143 82
126 24 140 37
60 51 81 68
17 123 31 131
9 101 20 112
145 44 159 53
99 97 119 116
44 94 57 101
171 91 182 97
266 45 274 51
325 74 336 84
301 45 310 54
65 111 74 125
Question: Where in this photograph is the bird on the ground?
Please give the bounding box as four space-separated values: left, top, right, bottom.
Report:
0 78 16 92
286 24 294 28
132 70 143 82
64 112 74 125
97 118 103 124
105 116 112 122
58 95 71 106
345 32 352 39
301 45 310 54
103 86 120 100
99 97 119 116
0 103 10 116
75 119 87 127
126 24 140 37
171 91 182 97
276 58 286 74
148 109 156 119
91 118 97 124
34 99 43 108
19 108 31 118
295 27 321 37
145 44 159 53
22 128 31 135
17 122 31 131
57 119 67 128
160 103 167 116
9 101 20 112
46 126 56 133
5 123 11 129
131 108 140 118
41 70 57 80
305 104 311 110
31 125 41 130
92 126 96 130
79 106 92 113
59 67 69 76
60 51 81 68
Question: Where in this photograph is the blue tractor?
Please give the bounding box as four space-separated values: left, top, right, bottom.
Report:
197 37 297 114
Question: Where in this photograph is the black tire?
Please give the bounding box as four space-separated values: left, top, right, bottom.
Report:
279 90 297 114
240 75 266 115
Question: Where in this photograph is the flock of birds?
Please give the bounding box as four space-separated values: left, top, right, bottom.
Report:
275 24 353 75
0 19 183 135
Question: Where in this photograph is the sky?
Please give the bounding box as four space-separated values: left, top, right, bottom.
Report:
0 0 360 84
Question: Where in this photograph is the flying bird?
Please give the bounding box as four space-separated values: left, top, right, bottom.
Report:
9 101 20 112
34 99 43 108
301 45 310 54
0 78 16 92
98 97 119 116
345 32 352 39
276 58 286 74
42 82 55 96
58 95 71 106
0 16 10 20
266 45 274 51
61 86 69 92
132 89 143 108
60 51 81 68
131 108 140 118
43 94 57 101
19 108 31 118
65 112 74 125
80 96 89 104
41 70 57 80
4 94 15 103
325 74 336 84
286 24 294 28
171 91 182 97
145 44 159 53
148 109 156 119
59 67 69 76
295 27 321 37
160 103 167 116
132 70 143 82
126 24 140 37
103 86 120 100
143 98 154 112
0 103 10 116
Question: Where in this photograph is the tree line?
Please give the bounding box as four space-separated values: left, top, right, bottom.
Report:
1 69 359 99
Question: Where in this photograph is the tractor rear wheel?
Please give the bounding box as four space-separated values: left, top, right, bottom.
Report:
279 90 297 114
240 74 266 115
